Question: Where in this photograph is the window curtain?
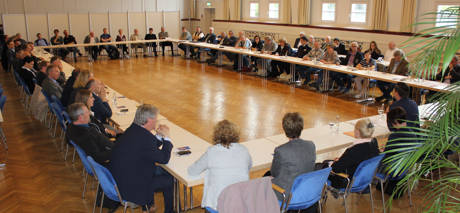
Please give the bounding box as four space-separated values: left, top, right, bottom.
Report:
298 0 311 25
372 0 388 30
189 0 196 18
232 0 242 20
400 0 417 32
223 0 230 19
284 0 292 24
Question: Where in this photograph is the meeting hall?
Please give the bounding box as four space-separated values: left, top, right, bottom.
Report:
0 0 459 213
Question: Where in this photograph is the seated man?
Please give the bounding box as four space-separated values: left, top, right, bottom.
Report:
50 29 69 59
83 31 100 61
158 27 174 56
34 33 49 47
293 36 311 83
35 61 49 86
63 30 82 60
66 102 114 167
99 28 119 58
130 29 147 57
116 29 129 57
194 27 216 61
436 55 460 84
293 32 306 49
321 36 333 50
353 50 376 98
190 27 205 58
18 56 37 94
50 56 66 86
384 41 397 62
110 104 174 213
336 41 363 93
269 38 292 79
376 49 409 102
233 32 252 71
268 112 316 201
41 64 63 99
333 38 347 55
315 44 340 91
85 79 112 124
145 27 158 56
177 27 192 55
388 82 419 130
301 39 324 85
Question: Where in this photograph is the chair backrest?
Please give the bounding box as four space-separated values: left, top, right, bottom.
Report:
205 207 218 213
350 155 385 192
0 95 6 112
286 167 332 210
69 140 93 176
50 102 66 129
86 156 123 202
41 89 53 106
51 95 65 111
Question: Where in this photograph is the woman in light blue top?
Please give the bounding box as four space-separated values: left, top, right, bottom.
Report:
188 120 252 210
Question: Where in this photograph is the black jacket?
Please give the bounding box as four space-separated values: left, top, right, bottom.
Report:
110 123 173 205
273 44 292 56
332 139 380 177
334 43 347 55
436 64 460 84
296 44 311 58
388 98 420 130
66 123 114 165
293 38 301 49
60 70 80 107
64 35 77 44
91 93 112 123
342 51 364 67
251 40 264 51
18 67 37 94
204 33 217 44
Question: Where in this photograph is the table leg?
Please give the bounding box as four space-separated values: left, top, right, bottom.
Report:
238 54 242 71
290 64 297 84
185 45 190 59
261 59 267 77
218 51 223 66
322 69 330 91
190 187 193 210
183 185 187 211
356 78 374 104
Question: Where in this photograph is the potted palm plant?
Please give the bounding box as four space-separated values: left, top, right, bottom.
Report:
383 6 459 212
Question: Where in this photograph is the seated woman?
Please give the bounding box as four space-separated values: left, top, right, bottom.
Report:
188 120 252 210
329 118 380 189
378 107 416 197
66 69 93 106
353 50 376 99
249 35 264 72
73 89 119 138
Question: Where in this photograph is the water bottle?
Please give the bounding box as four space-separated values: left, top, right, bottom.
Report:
335 115 340 134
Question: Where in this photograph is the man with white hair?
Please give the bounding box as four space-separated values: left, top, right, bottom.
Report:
376 49 409 102
204 27 217 44
110 104 174 213
158 26 174 56
130 28 147 57
84 31 100 60
293 32 306 48
384 41 397 62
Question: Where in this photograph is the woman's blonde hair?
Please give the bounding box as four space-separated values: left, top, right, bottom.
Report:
73 69 93 88
355 118 375 138
212 120 240 148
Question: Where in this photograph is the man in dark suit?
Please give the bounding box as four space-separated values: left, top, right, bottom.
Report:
376 49 409 102
42 65 64 99
5 39 16 72
293 32 306 49
333 38 347 55
336 42 363 93
63 30 82 60
110 104 174 213
35 61 49 86
145 27 158 56
270 112 316 201
18 56 37 94
66 103 114 166
388 82 419 130
86 79 112 124
269 38 293 78
436 56 460 84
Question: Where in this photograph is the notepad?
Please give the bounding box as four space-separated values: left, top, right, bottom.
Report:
343 131 356 138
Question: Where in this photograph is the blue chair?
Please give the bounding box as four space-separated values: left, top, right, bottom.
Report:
205 207 218 213
375 170 412 213
51 95 65 111
41 89 54 128
87 156 146 213
69 140 93 198
0 95 7 150
327 155 385 213
282 167 332 213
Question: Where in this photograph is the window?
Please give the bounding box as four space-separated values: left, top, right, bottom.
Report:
350 3 367 23
250 2 259 18
436 5 458 28
321 3 336 21
268 3 280 19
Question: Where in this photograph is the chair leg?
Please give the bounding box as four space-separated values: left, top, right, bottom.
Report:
92 184 99 213
0 127 7 150
379 180 386 213
72 149 76 163
64 144 69 161
318 200 322 213
408 185 413 207
83 171 88 198
123 202 128 213
343 194 348 213
369 184 374 213
100 191 104 213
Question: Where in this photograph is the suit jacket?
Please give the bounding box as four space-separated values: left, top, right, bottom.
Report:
272 44 292 57
66 123 114 165
296 44 311 58
110 123 173 205
270 138 316 200
386 58 409 76
342 51 364 67
334 43 347 55
91 93 112 123
436 64 460 84
332 139 380 177
83 35 100 51
204 33 217 44
293 38 301 49
251 40 264 51
42 77 63 99
18 67 37 94
60 70 80 107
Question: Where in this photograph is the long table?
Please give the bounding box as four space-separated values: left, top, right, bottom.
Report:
32 44 438 212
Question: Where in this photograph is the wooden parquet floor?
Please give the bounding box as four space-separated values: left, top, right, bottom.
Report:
0 56 429 212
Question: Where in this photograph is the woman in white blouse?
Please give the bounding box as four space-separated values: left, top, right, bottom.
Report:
188 120 252 210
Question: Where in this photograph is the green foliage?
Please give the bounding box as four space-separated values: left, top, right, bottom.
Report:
384 6 460 212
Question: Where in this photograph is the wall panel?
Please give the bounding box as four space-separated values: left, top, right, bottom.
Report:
69 13 89 50
26 14 48 41
146 12 164 34
90 13 109 35
48 13 69 36
164 12 180 39
128 12 146 37
110 12 129 38
3 14 27 38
